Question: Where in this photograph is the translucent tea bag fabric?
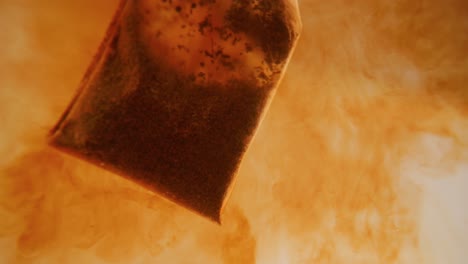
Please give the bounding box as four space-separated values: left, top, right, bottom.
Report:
49 0 301 222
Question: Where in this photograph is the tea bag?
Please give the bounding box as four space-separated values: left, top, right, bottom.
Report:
49 0 301 222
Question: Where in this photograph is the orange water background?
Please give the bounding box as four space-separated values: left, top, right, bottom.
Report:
0 0 467 263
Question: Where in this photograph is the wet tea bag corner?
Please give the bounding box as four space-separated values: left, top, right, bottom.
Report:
48 0 301 223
